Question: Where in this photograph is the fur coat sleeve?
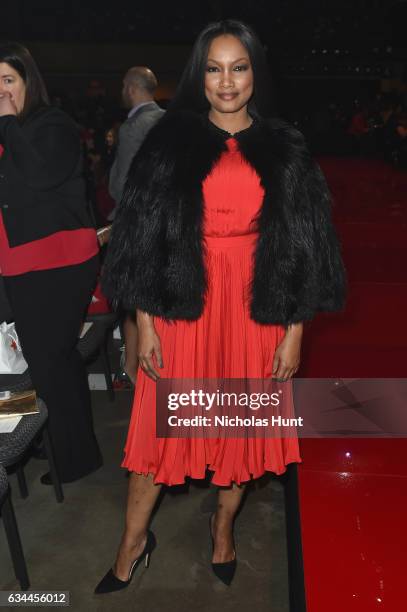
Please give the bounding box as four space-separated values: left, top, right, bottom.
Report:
101 116 176 315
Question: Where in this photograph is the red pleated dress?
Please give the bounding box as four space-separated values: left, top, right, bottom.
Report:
122 129 303 486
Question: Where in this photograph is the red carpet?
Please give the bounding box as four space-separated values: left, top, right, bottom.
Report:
296 158 407 611
300 157 407 378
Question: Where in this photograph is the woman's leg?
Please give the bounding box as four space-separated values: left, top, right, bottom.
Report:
113 472 162 580
212 482 246 563
3 256 102 481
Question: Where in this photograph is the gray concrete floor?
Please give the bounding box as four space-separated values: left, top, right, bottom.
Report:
0 385 290 612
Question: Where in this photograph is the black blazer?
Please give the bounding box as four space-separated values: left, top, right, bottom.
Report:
102 110 347 326
0 106 94 248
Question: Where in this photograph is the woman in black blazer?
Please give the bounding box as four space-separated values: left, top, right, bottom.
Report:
0 43 102 483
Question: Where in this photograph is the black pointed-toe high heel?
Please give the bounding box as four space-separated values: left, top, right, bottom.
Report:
209 512 237 586
94 530 156 594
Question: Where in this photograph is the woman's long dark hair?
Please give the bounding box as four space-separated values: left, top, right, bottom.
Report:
169 19 272 118
0 42 49 122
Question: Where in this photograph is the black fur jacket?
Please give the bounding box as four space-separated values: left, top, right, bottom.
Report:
101 110 346 325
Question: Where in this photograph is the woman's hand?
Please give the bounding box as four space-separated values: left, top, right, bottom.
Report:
136 310 163 381
0 92 18 117
272 323 303 381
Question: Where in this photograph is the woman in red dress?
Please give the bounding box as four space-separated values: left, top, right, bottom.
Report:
96 20 346 593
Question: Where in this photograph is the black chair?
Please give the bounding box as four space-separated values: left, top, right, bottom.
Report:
0 312 117 502
0 398 63 503
77 312 119 401
0 311 118 403
0 370 32 395
0 464 30 590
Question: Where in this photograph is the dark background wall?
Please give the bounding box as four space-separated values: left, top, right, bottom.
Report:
1 0 406 129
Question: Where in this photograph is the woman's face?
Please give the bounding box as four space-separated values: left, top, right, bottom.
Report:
204 34 254 115
0 63 26 115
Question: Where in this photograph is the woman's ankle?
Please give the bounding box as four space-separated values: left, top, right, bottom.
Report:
121 530 147 553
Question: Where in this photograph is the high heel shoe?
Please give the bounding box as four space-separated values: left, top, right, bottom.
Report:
94 530 156 594
113 349 135 389
209 512 237 586
113 369 134 389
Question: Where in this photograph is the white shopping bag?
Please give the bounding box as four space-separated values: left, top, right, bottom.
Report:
0 322 28 374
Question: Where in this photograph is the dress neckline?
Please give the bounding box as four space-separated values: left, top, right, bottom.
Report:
206 115 257 140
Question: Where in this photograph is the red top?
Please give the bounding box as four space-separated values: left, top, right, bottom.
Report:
0 143 99 276
202 136 264 237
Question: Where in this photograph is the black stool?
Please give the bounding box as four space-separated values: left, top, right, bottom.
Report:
0 398 63 503
0 464 30 590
